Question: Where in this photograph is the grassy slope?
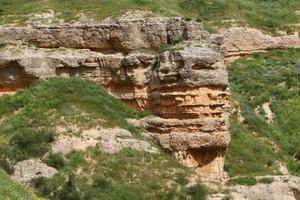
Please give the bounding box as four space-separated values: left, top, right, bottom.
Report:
226 49 300 177
0 78 207 200
0 169 39 200
0 0 299 32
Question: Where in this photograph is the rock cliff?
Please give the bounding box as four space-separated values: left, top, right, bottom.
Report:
0 16 230 178
1 16 299 179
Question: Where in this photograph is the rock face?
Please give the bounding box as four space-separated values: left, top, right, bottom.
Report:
2 17 299 179
0 16 228 178
230 176 300 200
0 17 207 52
52 127 159 155
219 27 300 59
13 159 57 185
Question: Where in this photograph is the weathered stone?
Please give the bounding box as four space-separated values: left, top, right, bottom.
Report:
51 127 159 155
0 17 207 52
230 176 300 200
13 159 57 185
219 27 300 58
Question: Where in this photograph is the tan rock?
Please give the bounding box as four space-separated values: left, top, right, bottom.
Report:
230 176 300 200
219 27 300 58
13 159 57 185
51 127 159 155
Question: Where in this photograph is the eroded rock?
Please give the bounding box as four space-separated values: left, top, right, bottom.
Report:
51 127 159 155
230 176 300 200
13 159 57 185
219 27 300 58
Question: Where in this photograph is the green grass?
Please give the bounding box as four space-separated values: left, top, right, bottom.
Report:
0 77 149 162
32 148 207 200
226 48 300 176
225 116 279 176
257 177 274 184
0 169 36 200
228 176 257 186
228 176 274 186
0 0 300 32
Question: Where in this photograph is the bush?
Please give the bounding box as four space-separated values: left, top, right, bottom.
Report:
11 128 55 158
44 153 65 170
92 176 112 190
228 176 257 186
54 174 82 200
257 177 274 184
0 159 14 175
187 184 208 200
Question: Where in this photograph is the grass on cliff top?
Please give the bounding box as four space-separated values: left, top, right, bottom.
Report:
0 77 208 200
0 0 300 33
226 48 300 177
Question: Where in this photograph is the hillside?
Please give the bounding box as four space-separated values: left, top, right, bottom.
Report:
0 78 207 200
0 0 300 32
1 51 299 199
0 169 39 200
0 1 300 199
226 49 300 177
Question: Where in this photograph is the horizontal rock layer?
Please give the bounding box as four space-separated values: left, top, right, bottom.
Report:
0 17 208 52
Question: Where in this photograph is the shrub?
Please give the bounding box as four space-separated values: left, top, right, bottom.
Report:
92 176 112 190
187 184 208 200
54 174 82 200
257 177 274 184
11 128 55 158
228 176 257 186
0 159 14 175
44 153 65 170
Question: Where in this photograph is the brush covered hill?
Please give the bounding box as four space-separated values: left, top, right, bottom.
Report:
226 48 300 178
0 78 207 200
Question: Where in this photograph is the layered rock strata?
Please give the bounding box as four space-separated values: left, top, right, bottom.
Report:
0 17 229 178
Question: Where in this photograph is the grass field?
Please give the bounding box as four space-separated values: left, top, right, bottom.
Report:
226 49 300 176
0 0 299 32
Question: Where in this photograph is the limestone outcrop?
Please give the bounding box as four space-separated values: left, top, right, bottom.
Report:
218 27 300 59
0 17 208 52
208 176 300 200
0 17 229 178
52 127 159 155
230 176 300 200
13 159 57 185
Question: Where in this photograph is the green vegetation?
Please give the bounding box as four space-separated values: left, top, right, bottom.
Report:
257 177 274 184
226 49 300 176
228 176 274 186
228 176 257 186
225 118 279 176
0 0 300 32
32 148 207 200
43 153 65 170
0 78 207 200
0 169 37 200
0 78 149 162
